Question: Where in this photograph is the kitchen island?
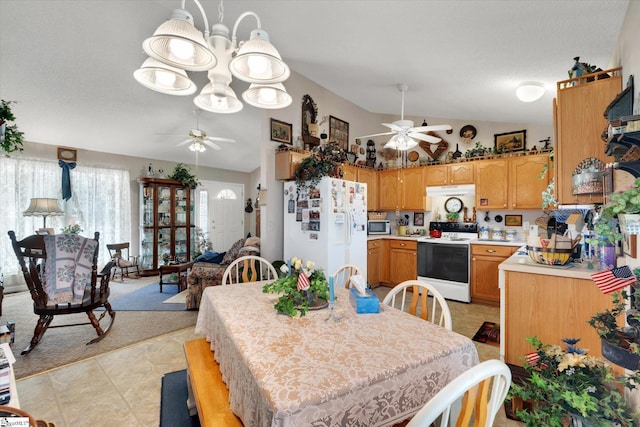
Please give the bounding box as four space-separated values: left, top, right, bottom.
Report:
498 252 621 374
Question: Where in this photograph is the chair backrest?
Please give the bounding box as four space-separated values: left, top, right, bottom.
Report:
406 359 512 427
8 230 101 309
222 255 278 285
382 280 453 330
333 264 365 289
107 242 130 260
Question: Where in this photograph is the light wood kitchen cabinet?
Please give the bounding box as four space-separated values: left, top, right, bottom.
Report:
389 239 417 285
357 168 378 211
554 68 621 205
379 239 390 284
470 244 518 306
475 154 550 210
378 168 425 211
367 239 382 286
275 149 309 180
342 164 358 181
425 163 475 186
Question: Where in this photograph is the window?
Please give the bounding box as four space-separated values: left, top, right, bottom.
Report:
216 189 237 200
0 157 131 288
198 190 208 231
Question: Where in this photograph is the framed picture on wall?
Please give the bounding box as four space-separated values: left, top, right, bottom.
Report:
329 115 349 150
270 119 292 144
494 130 526 153
57 147 77 162
414 212 425 226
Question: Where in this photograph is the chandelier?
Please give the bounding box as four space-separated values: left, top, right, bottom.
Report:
134 0 293 113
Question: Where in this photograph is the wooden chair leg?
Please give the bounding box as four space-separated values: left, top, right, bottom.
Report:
86 302 116 345
22 314 54 355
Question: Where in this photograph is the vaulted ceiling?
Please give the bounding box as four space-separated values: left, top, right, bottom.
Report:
0 0 629 172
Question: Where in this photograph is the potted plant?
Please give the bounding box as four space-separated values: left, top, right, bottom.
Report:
589 268 640 371
0 99 25 155
262 257 330 317
168 163 199 188
446 212 459 222
507 336 639 426
294 142 347 194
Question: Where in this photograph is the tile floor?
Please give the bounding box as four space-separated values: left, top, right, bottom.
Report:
15 289 523 426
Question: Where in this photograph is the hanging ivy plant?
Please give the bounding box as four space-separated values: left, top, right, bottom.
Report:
294 142 347 195
0 100 25 155
168 163 200 188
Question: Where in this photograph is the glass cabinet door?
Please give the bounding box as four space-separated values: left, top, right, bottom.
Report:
140 228 154 270
142 186 154 227
158 186 171 227
174 227 187 263
175 187 188 226
157 227 171 265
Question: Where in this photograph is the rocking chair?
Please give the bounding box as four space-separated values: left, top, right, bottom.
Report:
8 230 116 355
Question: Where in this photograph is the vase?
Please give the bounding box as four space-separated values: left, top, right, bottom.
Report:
597 244 616 269
601 338 640 370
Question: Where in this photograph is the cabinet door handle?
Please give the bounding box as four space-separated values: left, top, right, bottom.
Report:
400 243 406 247
486 249 497 253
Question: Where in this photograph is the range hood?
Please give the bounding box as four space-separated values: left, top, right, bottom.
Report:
426 184 476 197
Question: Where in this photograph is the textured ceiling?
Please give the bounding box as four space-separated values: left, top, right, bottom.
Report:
0 0 630 172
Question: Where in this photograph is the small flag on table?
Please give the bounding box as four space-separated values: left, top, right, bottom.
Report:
591 265 637 294
297 270 311 291
524 352 540 366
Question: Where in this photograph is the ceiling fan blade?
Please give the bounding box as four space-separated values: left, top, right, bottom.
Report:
358 131 394 139
177 138 194 147
207 136 236 144
411 124 453 133
203 140 222 150
382 122 404 131
408 132 441 143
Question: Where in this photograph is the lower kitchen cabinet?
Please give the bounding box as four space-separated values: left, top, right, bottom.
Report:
367 239 382 286
470 244 519 306
389 239 417 285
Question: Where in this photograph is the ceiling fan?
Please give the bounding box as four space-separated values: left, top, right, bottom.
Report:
359 84 452 150
176 109 236 152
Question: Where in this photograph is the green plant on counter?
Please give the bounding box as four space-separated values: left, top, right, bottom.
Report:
586 178 640 247
446 212 459 221
0 100 25 155
168 163 199 188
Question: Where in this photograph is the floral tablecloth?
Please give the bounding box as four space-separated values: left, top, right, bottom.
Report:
195 282 479 427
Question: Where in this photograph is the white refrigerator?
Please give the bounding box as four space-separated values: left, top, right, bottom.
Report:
283 176 368 280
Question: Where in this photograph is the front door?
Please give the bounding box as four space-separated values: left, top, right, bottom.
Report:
197 180 244 253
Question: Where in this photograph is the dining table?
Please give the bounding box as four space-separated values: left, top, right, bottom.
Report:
194 281 479 427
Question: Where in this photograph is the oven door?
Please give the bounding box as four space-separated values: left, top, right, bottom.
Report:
417 241 470 302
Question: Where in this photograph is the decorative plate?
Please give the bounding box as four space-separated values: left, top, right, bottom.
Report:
407 151 419 162
459 125 477 140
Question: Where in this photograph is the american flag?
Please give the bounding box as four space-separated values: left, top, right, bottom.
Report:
524 352 540 366
297 270 311 291
591 265 637 294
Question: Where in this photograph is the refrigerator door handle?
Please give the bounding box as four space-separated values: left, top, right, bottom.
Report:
346 207 353 245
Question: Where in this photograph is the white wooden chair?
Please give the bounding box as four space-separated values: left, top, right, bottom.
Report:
333 264 365 289
406 359 512 427
222 255 278 285
382 279 452 330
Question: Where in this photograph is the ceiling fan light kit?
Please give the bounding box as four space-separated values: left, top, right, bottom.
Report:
516 81 545 102
134 0 291 113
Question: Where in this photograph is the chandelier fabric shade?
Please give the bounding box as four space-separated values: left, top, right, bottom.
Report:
134 0 291 113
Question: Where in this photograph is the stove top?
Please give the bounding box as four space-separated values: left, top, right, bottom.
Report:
429 222 478 234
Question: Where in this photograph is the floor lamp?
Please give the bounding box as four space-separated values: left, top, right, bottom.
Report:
23 198 65 233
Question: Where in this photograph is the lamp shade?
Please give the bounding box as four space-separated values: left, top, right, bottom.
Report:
23 198 64 217
142 9 217 72
384 134 418 151
242 83 292 109
194 82 243 114
229 29 290 84
133 58 197 96
516 82 545 102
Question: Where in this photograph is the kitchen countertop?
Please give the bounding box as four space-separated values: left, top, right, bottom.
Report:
367 235 423 241
366 235 527 246
499 250 602 280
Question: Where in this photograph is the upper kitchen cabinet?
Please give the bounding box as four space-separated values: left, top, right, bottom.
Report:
342 164 358 181
275 148 309 181
357 168 379 211
475 153 550 210
555 68 622 204
425 163 475 186
379 167 425 211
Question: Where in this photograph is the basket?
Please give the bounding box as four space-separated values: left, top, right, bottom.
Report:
526 246 573 266
368 212 386 220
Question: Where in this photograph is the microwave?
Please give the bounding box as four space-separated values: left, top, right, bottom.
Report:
368 220 391 235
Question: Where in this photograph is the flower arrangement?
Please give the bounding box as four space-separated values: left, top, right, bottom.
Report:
507 336 638 427
61 224 83 234
262 257 329 317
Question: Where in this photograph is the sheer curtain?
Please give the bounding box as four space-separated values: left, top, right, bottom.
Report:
0 157 131 290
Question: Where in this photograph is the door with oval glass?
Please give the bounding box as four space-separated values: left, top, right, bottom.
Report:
197 180 244 253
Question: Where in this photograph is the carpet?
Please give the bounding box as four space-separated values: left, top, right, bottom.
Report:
108 282 186 311
472 321 500 347
160 370 200 427
3 285 198 379
163 289 188 305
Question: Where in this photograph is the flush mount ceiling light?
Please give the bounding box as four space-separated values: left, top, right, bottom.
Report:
516 82 545 103
134 0 292 113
